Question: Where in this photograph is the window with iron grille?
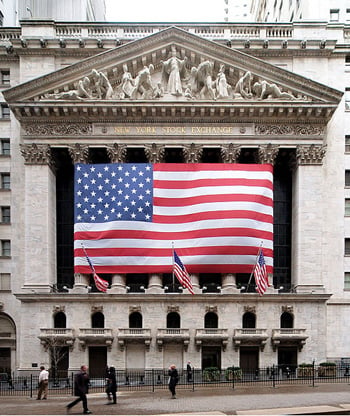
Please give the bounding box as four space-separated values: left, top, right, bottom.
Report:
1 240 10 256
0 138 10 155
1 104 10 118
346 200 350 216
1 206 10 223
1 173 10 189
345 239 350 255
346 136 350 153
346 171 350 187
345 273 350 290
0 70 10 86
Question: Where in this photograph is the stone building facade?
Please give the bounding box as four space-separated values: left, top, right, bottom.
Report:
0 19 348 377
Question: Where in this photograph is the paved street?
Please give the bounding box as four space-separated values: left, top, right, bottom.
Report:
1 383 350 415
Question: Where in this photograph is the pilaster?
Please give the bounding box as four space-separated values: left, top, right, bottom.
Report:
292 144 326 293
20 144 56 292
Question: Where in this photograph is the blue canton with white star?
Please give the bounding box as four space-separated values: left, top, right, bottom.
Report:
74 163 153 223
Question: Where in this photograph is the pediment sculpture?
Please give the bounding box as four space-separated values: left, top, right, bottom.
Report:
40 45 298 102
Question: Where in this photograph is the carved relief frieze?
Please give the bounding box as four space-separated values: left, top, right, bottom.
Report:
220 143 241 163
129 305 141 313
183 143 203 163
144 143 165 163
37 42 303 103
53 305 65 313
258 144 279 164
255 124 324 136
167 305 179 313
24 123 92 136
296 144 326 165
106 143 127 163
244 306 256 314
20 143 54 169
68 143 89 164
282 305 294 314
205 306 218 313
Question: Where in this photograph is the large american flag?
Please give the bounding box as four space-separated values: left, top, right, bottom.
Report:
74 163 273 274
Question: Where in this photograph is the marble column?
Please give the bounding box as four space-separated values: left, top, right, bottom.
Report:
20 144 56 292
146 273 163 293
109 273 127 293
222 273 240 294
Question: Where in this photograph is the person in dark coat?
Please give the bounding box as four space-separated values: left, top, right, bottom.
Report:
168 364 179 399
186 361 193 383
105 366 117 404
66 365 91 414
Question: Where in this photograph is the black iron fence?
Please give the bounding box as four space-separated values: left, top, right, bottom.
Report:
1 363 349 397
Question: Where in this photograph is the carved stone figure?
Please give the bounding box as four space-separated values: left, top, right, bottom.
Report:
120 64 135 99
234 71 252 99
153 82 164 99
44 76 93 100
215 64 230 99
252 80 296 100
90 69 114 99
190 60 216 100
131 64 155 99
161 46 188 96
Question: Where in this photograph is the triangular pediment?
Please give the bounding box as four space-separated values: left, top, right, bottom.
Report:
4 26 342 123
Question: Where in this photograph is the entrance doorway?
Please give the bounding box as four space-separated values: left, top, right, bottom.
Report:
239 347 259 372
201 346 221 369
88 346 107 377
278 347 298 374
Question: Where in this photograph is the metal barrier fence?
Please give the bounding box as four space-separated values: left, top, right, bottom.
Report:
1 364 349 397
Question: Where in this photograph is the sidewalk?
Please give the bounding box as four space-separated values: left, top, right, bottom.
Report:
1 383 350 415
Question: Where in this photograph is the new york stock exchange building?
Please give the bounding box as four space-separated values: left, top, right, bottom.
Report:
0 19 349 378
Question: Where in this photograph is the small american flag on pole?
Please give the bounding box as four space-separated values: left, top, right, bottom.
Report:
254 248 268 295
81 244 109 293
173 250 194 295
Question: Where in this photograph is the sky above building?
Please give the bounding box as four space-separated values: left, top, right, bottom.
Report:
105 0 225 22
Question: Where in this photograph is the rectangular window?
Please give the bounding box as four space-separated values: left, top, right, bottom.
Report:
1 206 10 223
1 173 10 189
0 273 10 290
347 8 350 21
346 136 350 153
0 138 10 155
1 240 10 256
0 70 9 86
330 8 339 21
345 273 350 290
1 105 10 118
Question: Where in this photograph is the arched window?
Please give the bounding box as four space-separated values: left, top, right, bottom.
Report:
54 312 66 328
129 312 142 328
242 312 256 328
204 312 218 328
280 312 293 328
91 312 105 328
167 312 180 328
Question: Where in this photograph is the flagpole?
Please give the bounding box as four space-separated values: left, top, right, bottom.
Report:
171 242 175 289
246 241 263 292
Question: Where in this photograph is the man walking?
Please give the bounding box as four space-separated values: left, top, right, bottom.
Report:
66 365 91 414
37 366 49 400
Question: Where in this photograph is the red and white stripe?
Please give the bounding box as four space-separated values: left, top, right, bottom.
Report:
75 163 273 275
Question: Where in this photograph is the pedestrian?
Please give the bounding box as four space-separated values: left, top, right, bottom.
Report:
66 365 91 414
36 365 49 400
186 361 193 383
105 366 117 404
168 364 179 399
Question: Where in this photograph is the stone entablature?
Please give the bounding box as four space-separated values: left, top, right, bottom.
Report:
20 142 327 166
